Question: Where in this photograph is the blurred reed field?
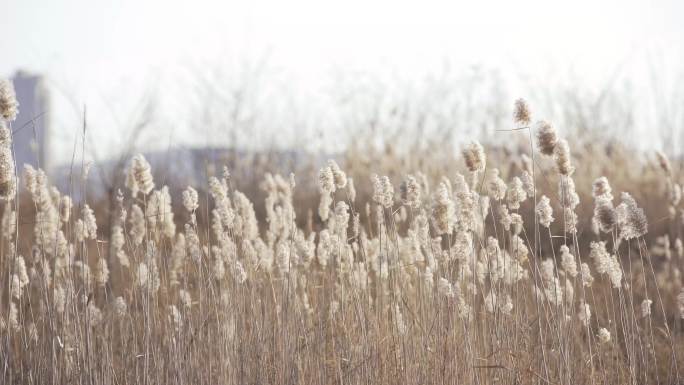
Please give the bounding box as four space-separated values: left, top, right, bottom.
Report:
2 73 684 385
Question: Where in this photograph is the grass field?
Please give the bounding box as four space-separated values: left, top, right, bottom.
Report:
2 79 684 384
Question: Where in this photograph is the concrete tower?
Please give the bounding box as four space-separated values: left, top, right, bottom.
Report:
11 71 51 173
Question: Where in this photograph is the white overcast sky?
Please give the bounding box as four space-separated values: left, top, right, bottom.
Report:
2 0 684 164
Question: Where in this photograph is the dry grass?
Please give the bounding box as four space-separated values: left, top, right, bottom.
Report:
1 97 684 385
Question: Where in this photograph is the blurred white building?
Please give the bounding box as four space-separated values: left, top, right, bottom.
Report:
11 71 51 173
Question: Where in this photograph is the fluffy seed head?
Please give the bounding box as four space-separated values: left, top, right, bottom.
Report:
509 213 524 236
590 241 611 274
563 207 578 234
598 327 611 343
578 302 591 326
182 186 199 212
520 170 534 196
594 199 617 233
0 79 19 121
641 299 652 318
82 204 98 240
94 258 109 287
432 182 455 235
0 121 9 144
126 154 155 197
60 196 73 222
371 174 394 209
559 176 579 209
14 256 29 289
616 192 648 240
536 195 554 228
540 258 556 284
400 175 421 209
232 191 258 240
328 160 347 189
506 177 527 210
129 204 146 246
486 169 507 201
462 141 486 173
592 177 613 201
498 204 512 231
607 255 623 289
560 245 577 277
580 263 594 287
513 98 531 126
553 139 574 176
536 120 558 156
318 166 335 193
8 302 19 331
437 278 455 298
0 122 16 201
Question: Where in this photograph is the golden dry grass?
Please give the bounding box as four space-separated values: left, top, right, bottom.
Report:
1 98 684 385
